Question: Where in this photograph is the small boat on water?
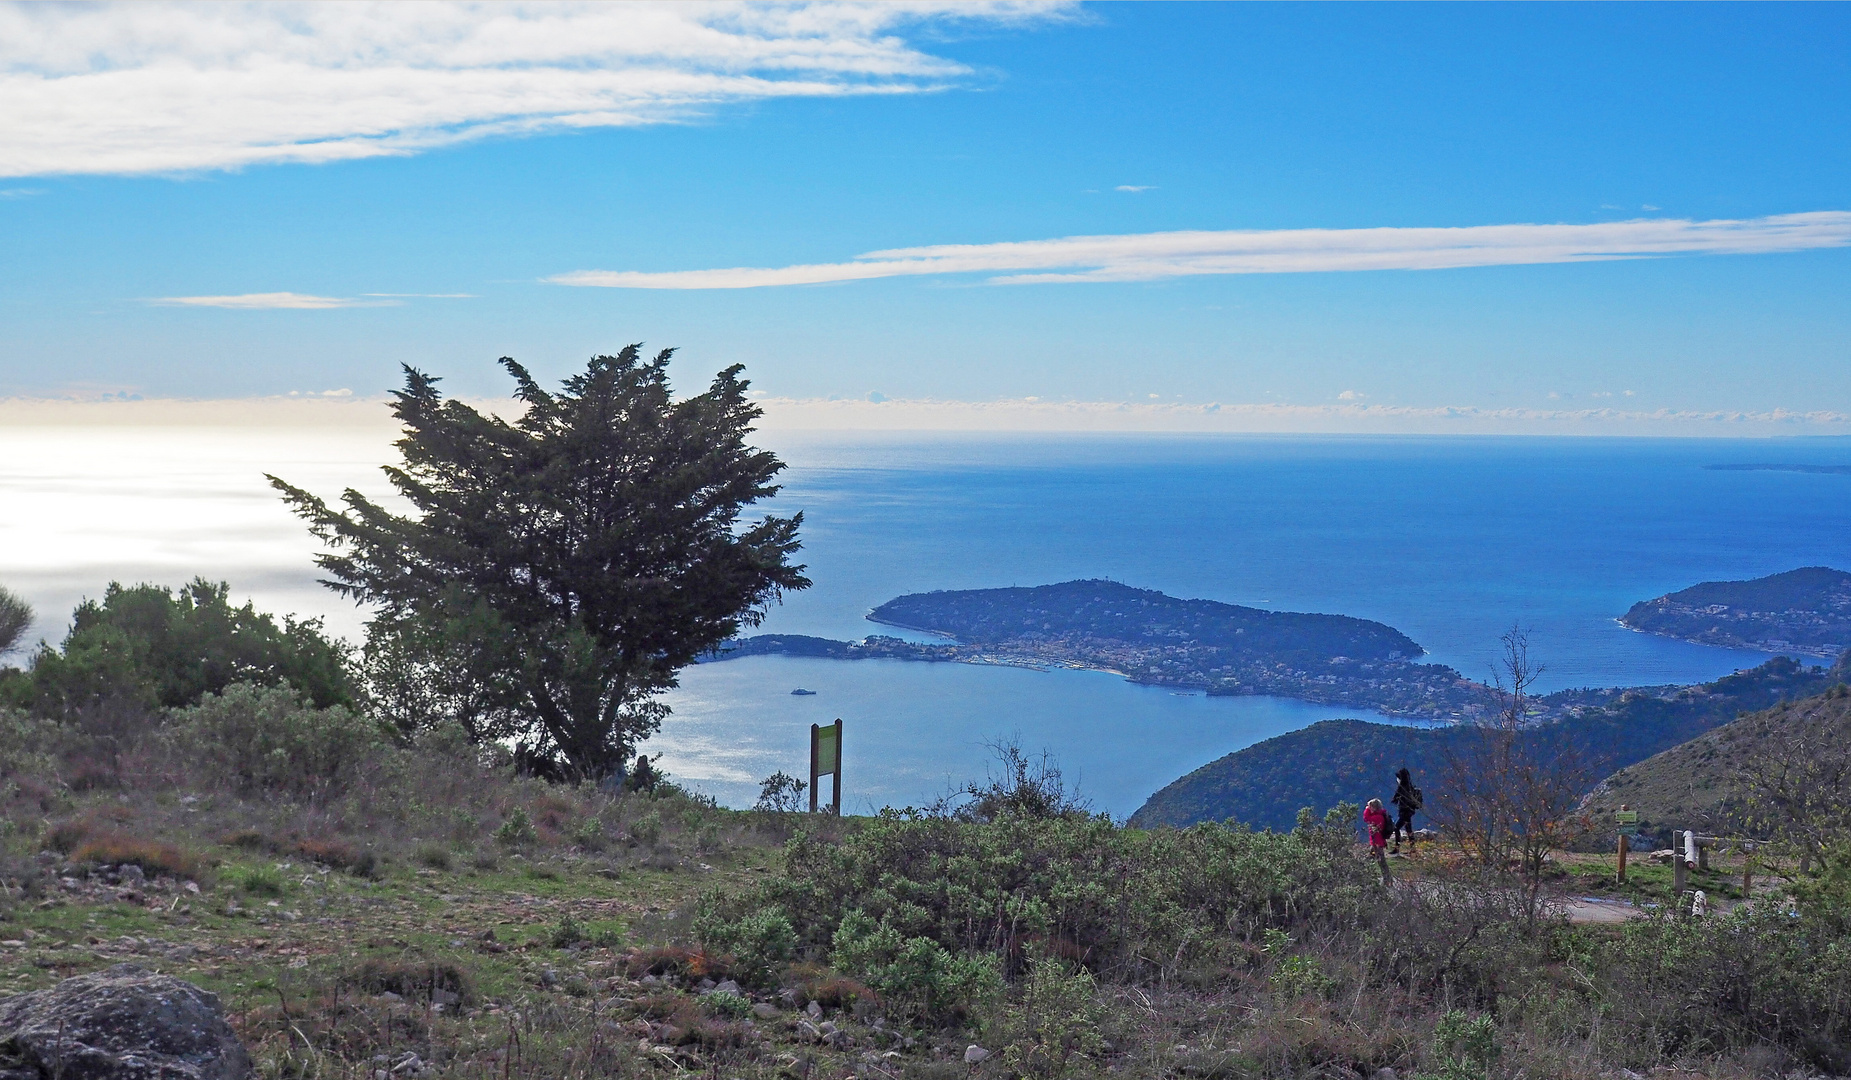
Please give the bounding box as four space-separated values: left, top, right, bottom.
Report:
790 688 817 696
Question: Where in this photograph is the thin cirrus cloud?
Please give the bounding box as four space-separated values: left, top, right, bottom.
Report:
150 292 390 310
0 1 1068 178
549 211 1851 289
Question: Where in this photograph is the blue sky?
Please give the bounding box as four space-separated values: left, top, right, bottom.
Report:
3 2 1849 430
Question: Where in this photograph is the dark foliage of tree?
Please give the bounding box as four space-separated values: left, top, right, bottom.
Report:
13 578 354 716
0 585 32 656
269 347 808 780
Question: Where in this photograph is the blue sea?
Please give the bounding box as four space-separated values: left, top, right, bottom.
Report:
644 434 1851 815
4 427 1850 817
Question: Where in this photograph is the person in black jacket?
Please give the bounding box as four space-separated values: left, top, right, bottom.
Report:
1390 767 1422 854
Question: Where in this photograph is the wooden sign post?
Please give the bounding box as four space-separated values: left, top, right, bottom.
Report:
1615 807 1638 883
809 719 843 815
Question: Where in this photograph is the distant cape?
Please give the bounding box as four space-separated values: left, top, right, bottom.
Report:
1704 463 1851 474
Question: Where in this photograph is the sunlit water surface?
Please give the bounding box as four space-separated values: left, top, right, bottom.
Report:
5 426 1850 815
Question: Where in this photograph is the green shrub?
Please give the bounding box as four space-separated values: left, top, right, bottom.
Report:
495 807 534 846
692 895 797 986
238 866 284 897
1419 1011 1500 1080
0 710 58 782
571 816 606 851
414 843 452 871
552 914 588 948
830 909 1001 1023
758 808 1375 986
1270 953 1335 1002
699 990 753 1019
168 682 390 800
1002 951 1106 1079
628 809 662 847
1593 903 1851 1071
25 579 354 716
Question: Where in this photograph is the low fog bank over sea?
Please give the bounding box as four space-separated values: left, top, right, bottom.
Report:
4 425 1850 815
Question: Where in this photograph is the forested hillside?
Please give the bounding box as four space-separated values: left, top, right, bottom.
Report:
1131 654 1846 831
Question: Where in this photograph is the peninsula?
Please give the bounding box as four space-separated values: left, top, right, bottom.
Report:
1619 566 1851 659
708 580 1496 720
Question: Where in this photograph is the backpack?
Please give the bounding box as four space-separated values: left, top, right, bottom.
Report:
1407 785 1424 811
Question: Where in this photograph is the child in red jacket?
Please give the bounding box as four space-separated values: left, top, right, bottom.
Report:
1364 798 1392 885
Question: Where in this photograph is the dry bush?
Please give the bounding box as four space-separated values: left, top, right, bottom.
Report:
45 805 134 852
340 957 477 1006
800 973 879 1012
69 833 205 880
622 945 735 983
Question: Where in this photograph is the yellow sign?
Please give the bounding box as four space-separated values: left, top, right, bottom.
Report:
817 724 840 774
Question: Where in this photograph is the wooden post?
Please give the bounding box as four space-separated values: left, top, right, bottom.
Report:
1673 852 1688 897
1697 839 1710 872
830 718 843 816
1616 832 1628 884
808 722 820 814
808 720 844 815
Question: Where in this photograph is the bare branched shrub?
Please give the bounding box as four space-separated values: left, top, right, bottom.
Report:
933 738 1095 822
1433 627 1590 923
1734 682 1851 873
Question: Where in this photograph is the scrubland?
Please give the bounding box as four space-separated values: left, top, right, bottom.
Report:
2 686 1849 1080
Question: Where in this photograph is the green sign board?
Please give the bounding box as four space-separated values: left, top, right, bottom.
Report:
1615 810 1639 825
817 725 840 774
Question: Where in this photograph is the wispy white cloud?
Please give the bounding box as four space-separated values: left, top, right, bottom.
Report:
0 187 43 198
551 211 1851 289
360 292 477 298
150 292 391 309
0 2 1068 178
1114 184 1155 192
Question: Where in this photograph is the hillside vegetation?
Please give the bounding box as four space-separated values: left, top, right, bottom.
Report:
1620 565 1851 658
6 586 1851 1078
1584 682 1851 837
1132 654 1846 832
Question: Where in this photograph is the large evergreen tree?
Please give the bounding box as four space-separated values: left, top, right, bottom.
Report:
270 347 807 779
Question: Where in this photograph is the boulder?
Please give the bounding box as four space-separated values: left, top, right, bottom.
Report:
0 964 251 1080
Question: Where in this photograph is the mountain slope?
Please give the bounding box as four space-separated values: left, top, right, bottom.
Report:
1130 655 1844 831
1582 682 1851 836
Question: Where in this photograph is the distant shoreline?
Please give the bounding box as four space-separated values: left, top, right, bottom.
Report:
1704 463 1851 474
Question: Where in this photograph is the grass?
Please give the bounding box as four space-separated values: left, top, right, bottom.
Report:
1 712 1838 1080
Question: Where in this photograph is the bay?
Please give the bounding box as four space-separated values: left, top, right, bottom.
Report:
5 425 1851 816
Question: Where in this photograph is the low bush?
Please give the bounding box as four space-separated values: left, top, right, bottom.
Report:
691 895 796 987
46 806 134 853
1592 902 1851 1071
830 909 998 1023
1000 951 1107 1080
698 990 752 1019
340 958 477 1006
167 682 392 801
237 865 284 896
622 945 733 983
413 842 452 871
494 807 534 847
1422 1011 1500 1080
291 836 377 878
70 833 205 880
757 805 1375 983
